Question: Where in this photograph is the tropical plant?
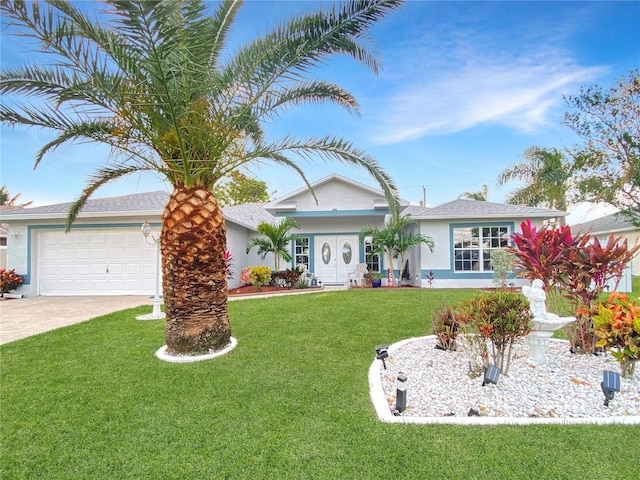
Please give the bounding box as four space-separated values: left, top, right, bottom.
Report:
0 186 32 208
489 248 513 289
508 220 640 353
458 184 488 201
563 69 640 226
456 292 533 375
0 268 24 294
248 265 273 292
590 292 640 378
431 302 459 351
225 251 234 281
272 269 299 289
246 217 300 271
0 0 402 355
497 146 572 224
359 215 434 286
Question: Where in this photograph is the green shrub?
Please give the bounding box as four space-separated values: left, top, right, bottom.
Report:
456 292 533 375
489 249 513 289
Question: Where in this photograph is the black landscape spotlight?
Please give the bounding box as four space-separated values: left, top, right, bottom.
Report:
396 373 408 413
482 365 500 386
375 344 389 369
601 370 621 406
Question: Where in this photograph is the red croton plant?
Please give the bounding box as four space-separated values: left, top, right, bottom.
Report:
508 219 640 353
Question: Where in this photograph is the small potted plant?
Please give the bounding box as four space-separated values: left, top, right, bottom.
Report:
371 272 384 288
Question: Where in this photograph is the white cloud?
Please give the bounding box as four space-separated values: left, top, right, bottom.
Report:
370 60 606 145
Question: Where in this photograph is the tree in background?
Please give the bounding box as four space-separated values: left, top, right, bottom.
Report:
359 215 434 286
246 218 300 271
0 186 32 208
0 0 402 356
212 171 274 207
563 70 640 226
458 184 488 201
497 146 572 224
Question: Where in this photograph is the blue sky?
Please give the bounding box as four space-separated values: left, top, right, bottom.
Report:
1 0 639 223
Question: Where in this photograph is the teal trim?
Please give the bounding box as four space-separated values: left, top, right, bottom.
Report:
23 222 158 286
276 209 388 218
440 222 515 280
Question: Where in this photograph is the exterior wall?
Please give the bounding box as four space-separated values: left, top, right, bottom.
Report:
595 231 640 277
280 180 385 212
417 217 549 289
5 215 258 295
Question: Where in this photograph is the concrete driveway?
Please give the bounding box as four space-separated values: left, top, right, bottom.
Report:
0 296 150 345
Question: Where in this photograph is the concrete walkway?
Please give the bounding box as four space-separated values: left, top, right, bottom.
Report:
0 296 150 345
0 286 345 345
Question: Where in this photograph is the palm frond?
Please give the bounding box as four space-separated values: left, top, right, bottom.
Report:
66 163 156 230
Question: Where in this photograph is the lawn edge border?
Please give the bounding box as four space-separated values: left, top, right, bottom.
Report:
368 335 640 426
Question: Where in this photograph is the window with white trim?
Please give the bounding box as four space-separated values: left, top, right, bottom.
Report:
294 237 309 270
453 226 510 272
364 239 380 273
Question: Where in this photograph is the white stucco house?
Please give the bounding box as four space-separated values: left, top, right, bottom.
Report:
0 174 564 296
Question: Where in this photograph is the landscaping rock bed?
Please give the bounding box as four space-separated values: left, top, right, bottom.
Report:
377 336 639 422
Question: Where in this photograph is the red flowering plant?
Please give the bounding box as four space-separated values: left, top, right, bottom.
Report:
0 268 24 295
589 292 640 378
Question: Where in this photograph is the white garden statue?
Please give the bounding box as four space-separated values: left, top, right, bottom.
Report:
522 279 575 366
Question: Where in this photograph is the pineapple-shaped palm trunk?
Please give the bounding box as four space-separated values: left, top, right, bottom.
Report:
161 186 231 355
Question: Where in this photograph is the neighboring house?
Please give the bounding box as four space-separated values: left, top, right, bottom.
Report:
572 212 640 277
0 174 563 296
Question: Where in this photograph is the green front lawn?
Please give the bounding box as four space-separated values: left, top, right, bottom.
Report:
1 288 636 479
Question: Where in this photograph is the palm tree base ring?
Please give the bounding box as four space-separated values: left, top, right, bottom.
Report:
155 337 237 363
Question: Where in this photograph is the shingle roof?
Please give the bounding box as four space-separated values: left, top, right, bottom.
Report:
0 190 170 217
0 190 272 230
572 212 638 234
222 202 275 230
407 198 563 219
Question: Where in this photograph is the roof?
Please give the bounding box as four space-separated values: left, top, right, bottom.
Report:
0 191 170 219
571 212 638 235
264 173 410 211
406 198 564 220
0 190 271 230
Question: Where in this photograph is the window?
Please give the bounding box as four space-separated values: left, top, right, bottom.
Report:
364 239 380 273
453 226 509 272
294 237 309 269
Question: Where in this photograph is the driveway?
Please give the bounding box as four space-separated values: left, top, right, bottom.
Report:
0 296 150 345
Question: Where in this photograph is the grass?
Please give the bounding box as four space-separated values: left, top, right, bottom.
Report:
1 287 638 479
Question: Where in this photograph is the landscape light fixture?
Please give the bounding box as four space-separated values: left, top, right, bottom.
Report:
375 344 389 369
601 370 621 406
136 221 166 320
396 373 408 413
482 365 500 386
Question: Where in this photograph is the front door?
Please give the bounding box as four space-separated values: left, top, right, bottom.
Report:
314 235 358 284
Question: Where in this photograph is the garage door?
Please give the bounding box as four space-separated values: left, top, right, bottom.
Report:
37 228 160 296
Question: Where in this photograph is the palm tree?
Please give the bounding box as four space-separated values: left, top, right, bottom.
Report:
497 147 572 224
0 186 33 208
359 215 434 286
458 184 488 201
0 0 402 355
246 218 300 271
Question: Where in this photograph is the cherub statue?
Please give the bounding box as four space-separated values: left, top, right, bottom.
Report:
522 279 547 319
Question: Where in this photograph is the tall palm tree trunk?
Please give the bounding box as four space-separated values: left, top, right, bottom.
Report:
161 186 231 355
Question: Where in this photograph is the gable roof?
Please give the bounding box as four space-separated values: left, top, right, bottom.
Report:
264 173 410 212
572 212 638 235
406 198 564 220
0 190 271 231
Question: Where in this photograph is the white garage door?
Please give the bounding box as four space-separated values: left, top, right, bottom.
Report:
37 228 160 296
